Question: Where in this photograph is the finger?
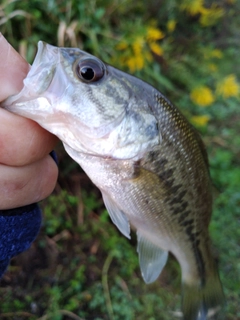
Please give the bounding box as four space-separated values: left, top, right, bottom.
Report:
0 155 58 210
0 34 59 166
0 108 58 166
0 33 30 101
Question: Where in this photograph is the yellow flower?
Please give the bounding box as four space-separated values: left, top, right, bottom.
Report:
149 42 163 56
211 49 223 59
199 5 224 26
126 55 144 73
190 86 215 106
147 27 165 41
208 63 218 72
115 25 165 73
216 74 239 98
181 1 224 25
134 55 144 70
180 0 204 15
116 41 128 50
167 20 177 33
132 37 144 54
203 48 223 60
191 115 210 126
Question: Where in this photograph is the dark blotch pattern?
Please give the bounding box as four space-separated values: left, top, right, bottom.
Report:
169 190 187 206
155 158 205 282
185 224 205 284
159 169 174 181
139 100 209 283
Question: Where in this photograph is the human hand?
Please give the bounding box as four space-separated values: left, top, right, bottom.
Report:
0 34 58 210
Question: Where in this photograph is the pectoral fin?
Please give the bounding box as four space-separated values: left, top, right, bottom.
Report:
102 192 131 239
137 231 168 284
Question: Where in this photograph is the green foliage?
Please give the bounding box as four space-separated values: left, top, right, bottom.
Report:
0 0 239 319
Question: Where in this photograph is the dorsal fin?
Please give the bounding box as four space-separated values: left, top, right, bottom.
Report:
102 192 131 239
137 231 168 283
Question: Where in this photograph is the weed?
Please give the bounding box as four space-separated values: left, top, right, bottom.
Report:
0 0 239 319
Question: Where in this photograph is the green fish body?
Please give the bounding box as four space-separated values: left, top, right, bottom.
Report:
2 42 224 319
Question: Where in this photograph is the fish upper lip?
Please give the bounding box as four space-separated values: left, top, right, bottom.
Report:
35 41 59 66
28 41 59 77
26 41 46 79
34 41 45 66
21 41 61 96
1 41 60 108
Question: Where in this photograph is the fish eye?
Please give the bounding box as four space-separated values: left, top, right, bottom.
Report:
76 59 105 83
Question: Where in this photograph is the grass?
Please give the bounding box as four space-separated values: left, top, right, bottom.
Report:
0 0 240 319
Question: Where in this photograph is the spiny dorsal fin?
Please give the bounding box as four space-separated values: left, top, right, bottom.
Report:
137 231 168 283
102 192 131 239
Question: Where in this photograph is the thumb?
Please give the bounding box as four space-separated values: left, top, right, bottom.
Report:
0 33 30 101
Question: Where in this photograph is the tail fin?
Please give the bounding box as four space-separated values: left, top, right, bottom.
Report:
182 271 224 320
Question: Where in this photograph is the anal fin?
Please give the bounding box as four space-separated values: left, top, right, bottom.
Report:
137 231 168 284
102 192 131 239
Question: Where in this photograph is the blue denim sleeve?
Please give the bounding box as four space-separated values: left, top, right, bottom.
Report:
0 203 42 277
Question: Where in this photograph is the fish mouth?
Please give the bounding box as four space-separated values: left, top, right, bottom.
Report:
34 41 58 67
23 41 60 95
2 41 60 109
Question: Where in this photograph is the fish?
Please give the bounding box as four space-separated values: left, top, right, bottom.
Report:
1 41 224 320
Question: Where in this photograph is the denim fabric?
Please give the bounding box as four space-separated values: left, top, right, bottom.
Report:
0 203 42 277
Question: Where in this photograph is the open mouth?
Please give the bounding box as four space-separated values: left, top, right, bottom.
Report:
23 41 61 95
1 41 61 110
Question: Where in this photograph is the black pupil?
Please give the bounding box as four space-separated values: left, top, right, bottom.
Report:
81 67 95 81
76 59 104 82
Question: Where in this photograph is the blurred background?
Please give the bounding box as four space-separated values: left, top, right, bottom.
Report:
0 0 239 319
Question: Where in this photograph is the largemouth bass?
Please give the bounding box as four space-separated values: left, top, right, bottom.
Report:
2 42 224 319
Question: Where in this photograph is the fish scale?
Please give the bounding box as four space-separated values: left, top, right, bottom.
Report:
1 41 224 320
